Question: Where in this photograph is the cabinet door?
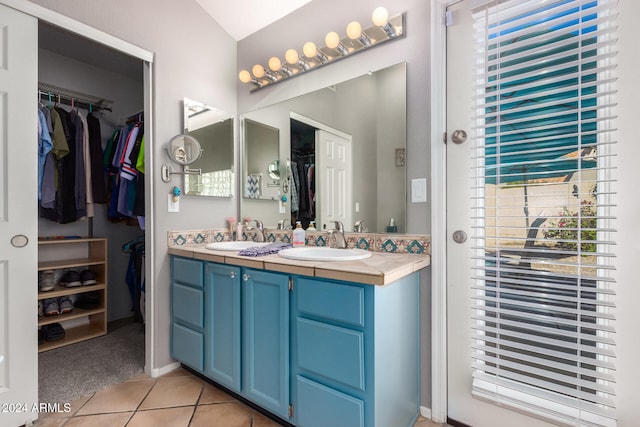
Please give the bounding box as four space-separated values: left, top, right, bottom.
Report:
205 263 241 392
242 269 290 419
171 257 205 372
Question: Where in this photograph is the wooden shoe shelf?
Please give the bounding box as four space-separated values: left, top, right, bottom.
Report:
37 237 108 352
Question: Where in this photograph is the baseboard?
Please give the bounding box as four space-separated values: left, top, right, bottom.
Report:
148 361 180 378
420 406 432 419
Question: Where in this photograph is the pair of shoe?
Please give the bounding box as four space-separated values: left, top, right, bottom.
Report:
40 323 65 342
39 270 55 292
43 297 73 316
60 270 96 287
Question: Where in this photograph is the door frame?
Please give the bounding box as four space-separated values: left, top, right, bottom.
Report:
0 0 157 376
429 0 461 423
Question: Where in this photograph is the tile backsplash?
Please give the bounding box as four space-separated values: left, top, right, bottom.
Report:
168 228 431 256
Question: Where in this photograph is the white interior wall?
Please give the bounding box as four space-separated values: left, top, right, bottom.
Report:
38 47 144 322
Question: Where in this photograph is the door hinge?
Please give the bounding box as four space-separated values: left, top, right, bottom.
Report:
445 9 454 26
443 131 447 144
289 404 294 417
288 277 293 291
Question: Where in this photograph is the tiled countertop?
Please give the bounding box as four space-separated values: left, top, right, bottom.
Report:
169 245 430 286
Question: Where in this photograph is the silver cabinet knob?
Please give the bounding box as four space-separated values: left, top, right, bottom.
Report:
230 271 236 279
242 273 250 282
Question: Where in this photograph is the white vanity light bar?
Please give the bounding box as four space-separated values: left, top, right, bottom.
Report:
238 7 405 92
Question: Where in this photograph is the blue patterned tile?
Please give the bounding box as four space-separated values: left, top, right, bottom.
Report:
314 235 328 247
356 237 371 251
381 239 398 253
280 234 291 244
194 233 206 244
173 235 187 246
406 240 425 254
213 232 225 242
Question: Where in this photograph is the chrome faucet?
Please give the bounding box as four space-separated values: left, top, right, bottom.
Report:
277 218 289 230
247 219 266 242
354 220 367 233
327 221 347 249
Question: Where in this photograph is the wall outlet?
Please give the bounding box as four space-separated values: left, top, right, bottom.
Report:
411 178 427 203
168 194 179 212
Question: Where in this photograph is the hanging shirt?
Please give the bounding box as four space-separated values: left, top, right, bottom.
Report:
87 112 107 203
70 109 87 220
120 124 141 181
38 109 53 201
135 136 145 174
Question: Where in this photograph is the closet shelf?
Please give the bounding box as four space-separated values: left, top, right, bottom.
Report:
38 283 106 300
38 237 108 352
38 323 106 353
38 257 106 271
39 307 106 327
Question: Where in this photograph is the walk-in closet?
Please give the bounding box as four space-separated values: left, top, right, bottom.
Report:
36 21 146 404
290 118 316 229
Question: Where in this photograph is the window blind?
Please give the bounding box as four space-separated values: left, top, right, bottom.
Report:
470 0 617 425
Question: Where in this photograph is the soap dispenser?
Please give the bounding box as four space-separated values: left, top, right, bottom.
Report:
293 221 305 247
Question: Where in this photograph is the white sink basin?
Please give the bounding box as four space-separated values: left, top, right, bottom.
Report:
205 241 270 251
278 247 372 262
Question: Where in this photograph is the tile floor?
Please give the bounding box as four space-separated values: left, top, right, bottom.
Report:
35 367 449 427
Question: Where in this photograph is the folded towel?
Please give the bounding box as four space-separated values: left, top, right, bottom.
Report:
238 242 292 257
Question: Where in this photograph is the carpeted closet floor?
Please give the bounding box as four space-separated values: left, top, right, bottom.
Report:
38 318 145 406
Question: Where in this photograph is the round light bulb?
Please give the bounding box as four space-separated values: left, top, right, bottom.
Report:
238 69 252 83
285 48 299 65
252 64 265 78
325 31 340 49
268 56 282 72
346 21 362 40
303 41 318 58
371 6 389 27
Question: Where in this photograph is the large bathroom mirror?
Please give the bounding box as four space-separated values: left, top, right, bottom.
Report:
183 98 234 197
240 62 406 232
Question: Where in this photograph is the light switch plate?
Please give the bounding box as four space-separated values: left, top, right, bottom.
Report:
168 194 179 212
411 178 427 203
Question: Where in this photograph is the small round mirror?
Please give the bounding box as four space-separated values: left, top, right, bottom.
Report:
166 134 203 166
268 160 280 181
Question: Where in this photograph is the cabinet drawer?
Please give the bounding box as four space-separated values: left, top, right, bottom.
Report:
172 323 204 371
296 318 364 391
172 257 204 288
296 278 365 327
296 375 364 427
173 284 204 329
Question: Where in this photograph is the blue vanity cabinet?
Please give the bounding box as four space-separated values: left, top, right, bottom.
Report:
241 268 291 420
291 273 420 427
170 256 205 373
204 262 242 392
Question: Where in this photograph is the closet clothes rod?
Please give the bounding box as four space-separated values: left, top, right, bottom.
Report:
126 111 144 124
38 81 113 113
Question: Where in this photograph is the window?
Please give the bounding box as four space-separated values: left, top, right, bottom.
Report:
470 0 617 425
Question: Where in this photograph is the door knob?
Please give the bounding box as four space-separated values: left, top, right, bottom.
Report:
451 129 467 144
10 234 28 248
452 230 467 243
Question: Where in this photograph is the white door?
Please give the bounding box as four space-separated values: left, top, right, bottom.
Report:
446 3 549 424
0 3 39 426
316 129 352 231
447 1 618 426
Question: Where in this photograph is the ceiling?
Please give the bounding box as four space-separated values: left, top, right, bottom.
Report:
194 0 311 41
37 0 312 83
